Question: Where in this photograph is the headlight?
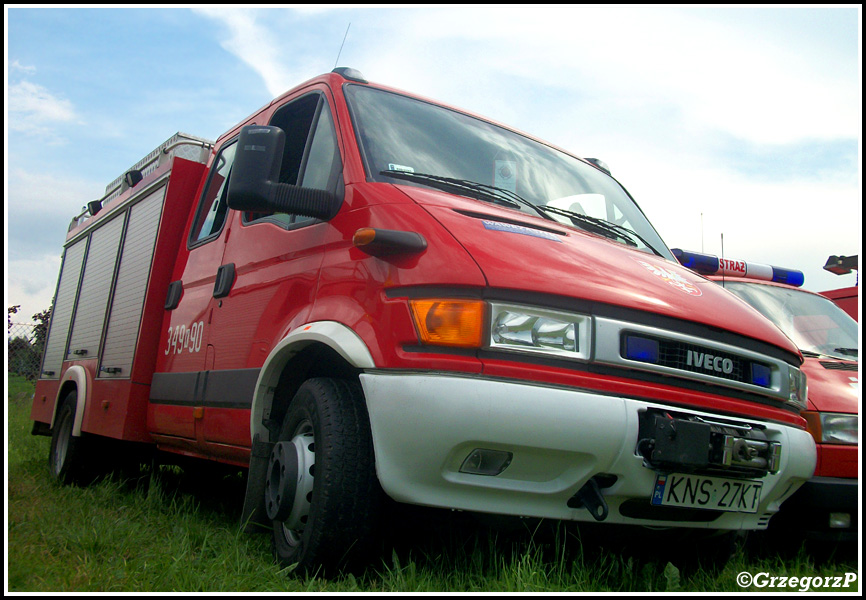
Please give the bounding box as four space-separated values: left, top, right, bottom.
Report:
787 367 808 411
821 413 858 445
803 411 858 445
489 303 591 361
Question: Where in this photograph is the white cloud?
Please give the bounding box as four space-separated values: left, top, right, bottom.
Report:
349 6 859 146
8 167 102 215
8 80 79 137
6 254 63 324
191 7 315 97
10 59 37 74
607 149 861 292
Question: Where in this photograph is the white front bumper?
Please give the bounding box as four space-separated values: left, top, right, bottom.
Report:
360 372 816 530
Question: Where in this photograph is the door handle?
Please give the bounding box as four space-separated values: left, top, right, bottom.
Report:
213 263 236 299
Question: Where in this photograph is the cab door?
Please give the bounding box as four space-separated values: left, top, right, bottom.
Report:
199 88 345 459
148 140 238 449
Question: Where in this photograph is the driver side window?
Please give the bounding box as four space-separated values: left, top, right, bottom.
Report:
190 141 237 244
244 92 342 227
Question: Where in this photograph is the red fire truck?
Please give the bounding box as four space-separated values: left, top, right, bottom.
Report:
673 249 858 542
32 68 816 571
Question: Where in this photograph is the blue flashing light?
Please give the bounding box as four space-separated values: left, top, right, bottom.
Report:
626 335 659 363
751 363 772 388
671 248 719 275
672 248 805 287
771 267 805 288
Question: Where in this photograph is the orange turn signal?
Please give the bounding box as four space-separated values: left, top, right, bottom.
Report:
802 411 822 445
409 299 485 348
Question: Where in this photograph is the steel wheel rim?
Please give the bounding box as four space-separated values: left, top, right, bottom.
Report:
280 420 316 547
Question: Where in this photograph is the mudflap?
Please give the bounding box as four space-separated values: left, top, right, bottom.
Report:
241 435 274 533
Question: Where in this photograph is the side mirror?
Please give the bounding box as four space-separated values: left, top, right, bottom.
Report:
227 125 339 220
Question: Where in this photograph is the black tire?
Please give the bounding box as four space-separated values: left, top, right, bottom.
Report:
268 378 381 573
49 391 91 485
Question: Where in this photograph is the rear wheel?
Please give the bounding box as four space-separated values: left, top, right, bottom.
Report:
267 378 381 573
49 391 91 484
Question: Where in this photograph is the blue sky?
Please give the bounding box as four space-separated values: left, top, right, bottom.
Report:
6 6 861 324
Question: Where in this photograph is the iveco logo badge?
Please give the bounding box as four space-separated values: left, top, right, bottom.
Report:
634 259 702 296
687 350 734 374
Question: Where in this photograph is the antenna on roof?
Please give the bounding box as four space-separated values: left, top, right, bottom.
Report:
701 212 704 253
334 23 351 69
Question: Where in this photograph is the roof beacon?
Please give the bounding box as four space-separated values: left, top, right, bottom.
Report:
671 248 805 287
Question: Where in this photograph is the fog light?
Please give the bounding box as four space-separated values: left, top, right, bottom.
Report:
459 449 513 476
829 512 851 529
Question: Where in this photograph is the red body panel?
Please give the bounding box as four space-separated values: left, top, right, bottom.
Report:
800 357 859 414
815 444 858 478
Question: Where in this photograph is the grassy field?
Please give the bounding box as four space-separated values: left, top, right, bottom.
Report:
6 374 859 592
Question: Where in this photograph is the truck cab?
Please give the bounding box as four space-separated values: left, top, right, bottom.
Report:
33 68 816 572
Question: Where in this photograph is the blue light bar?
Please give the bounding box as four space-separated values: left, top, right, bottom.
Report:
671 248 718 275
771 266 805 287
671 248 804 287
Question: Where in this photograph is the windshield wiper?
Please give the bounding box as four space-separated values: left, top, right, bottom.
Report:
535 204 663 256
801 348 858 360
381 170 663 256
379 170 555 222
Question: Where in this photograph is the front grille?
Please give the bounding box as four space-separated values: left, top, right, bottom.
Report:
626 335 773 389
595 316 796 405
820 361 858 371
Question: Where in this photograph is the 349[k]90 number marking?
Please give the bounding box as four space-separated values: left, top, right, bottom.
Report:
165 321 205 355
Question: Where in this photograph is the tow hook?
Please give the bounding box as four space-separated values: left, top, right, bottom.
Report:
567 478 610 521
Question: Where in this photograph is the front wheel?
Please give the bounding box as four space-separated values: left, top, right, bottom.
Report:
266 378 381 573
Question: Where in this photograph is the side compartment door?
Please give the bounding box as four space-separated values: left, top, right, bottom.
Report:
148 141 237 446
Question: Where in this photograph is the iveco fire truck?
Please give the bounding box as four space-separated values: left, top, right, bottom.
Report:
32 68 815 571
673 249 858 542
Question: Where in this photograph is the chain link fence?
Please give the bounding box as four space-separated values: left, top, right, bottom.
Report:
8 322 45 380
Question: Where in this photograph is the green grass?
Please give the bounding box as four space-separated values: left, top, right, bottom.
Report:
6 374 859 592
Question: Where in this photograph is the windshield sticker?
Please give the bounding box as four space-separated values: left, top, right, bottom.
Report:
494 160 517 193
483 220 561 242
388 163 415 173
635 259 702 296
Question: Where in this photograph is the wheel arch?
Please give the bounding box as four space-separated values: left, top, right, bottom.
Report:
52 365 90 436
242 321 376 533
250 321 376 445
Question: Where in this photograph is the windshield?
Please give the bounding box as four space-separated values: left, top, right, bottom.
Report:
723 282 859 360
344 84 673 260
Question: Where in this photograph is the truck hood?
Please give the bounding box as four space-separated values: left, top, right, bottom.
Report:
400 187 800 357
801 357 859 414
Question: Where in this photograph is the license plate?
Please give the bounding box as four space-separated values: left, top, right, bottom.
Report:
651 472 763 513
